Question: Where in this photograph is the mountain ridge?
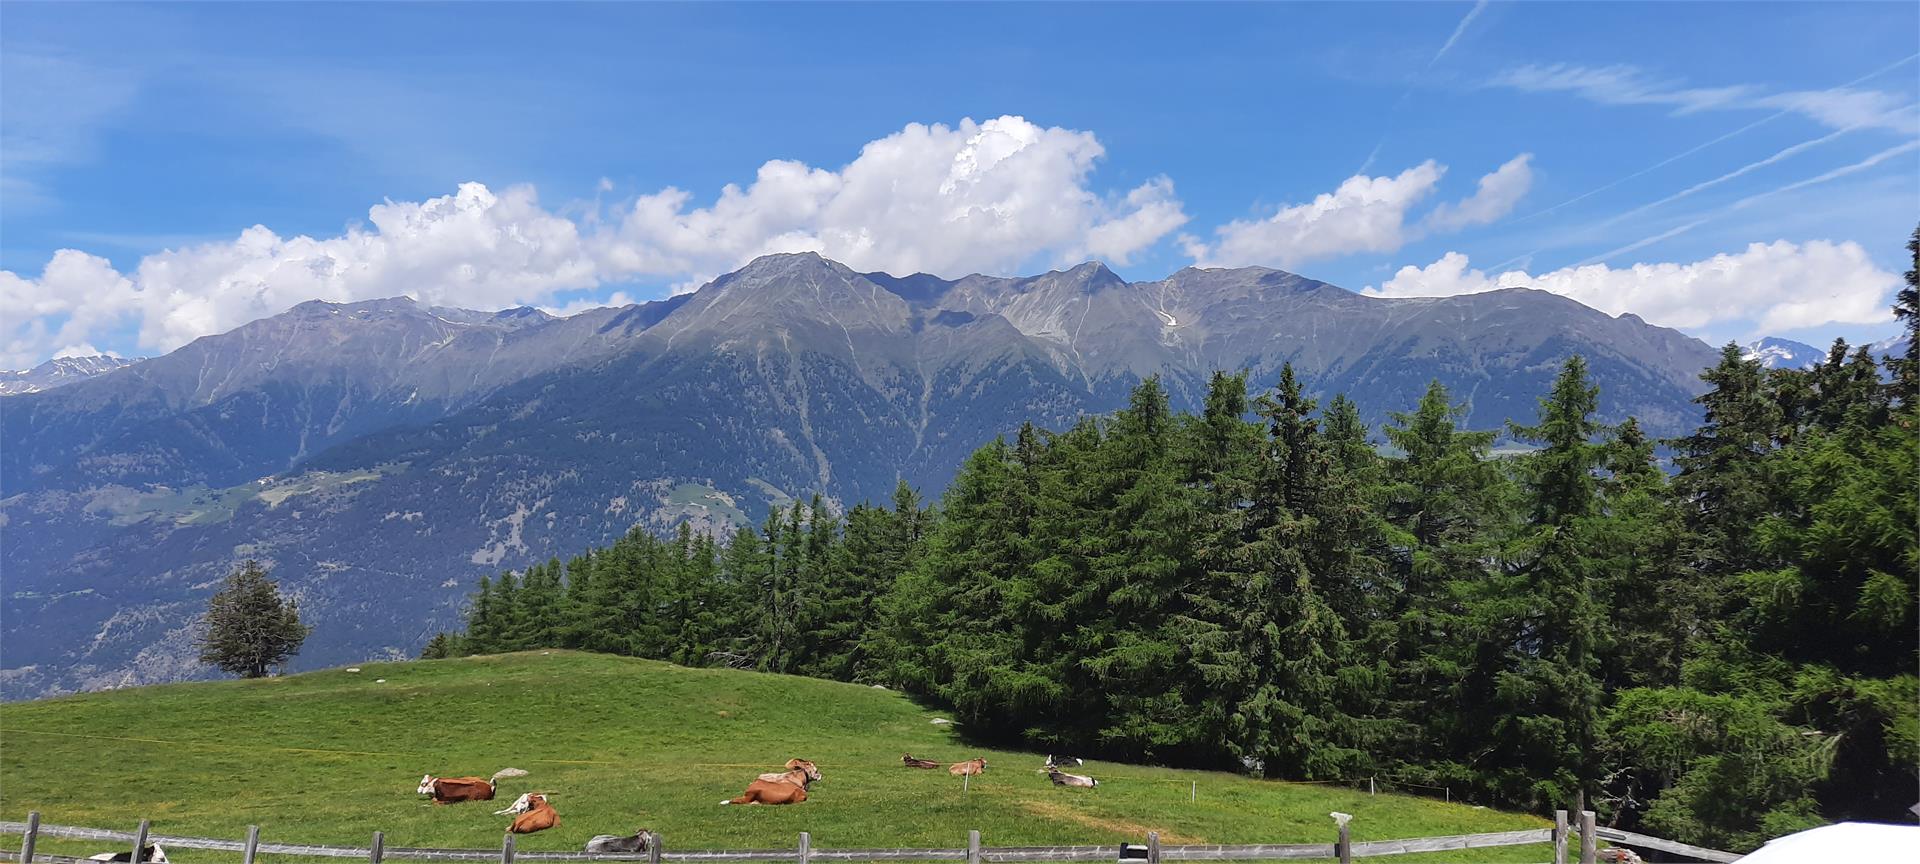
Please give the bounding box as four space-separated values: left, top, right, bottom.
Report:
2 253 1726 698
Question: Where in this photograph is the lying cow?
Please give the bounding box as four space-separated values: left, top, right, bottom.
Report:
1046 754 1083 768
88 846 168 864
585 831 655 854
902 753 940 769
950 757 987 776
756 758 822 785
417 767 528 803
723 758 819 805
1046 767 1098 788
496 792 560 834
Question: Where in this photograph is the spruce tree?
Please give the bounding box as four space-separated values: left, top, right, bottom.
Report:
1891 224 1919 405
195 560 311 678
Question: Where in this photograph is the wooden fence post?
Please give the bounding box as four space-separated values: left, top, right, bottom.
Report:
18 812 39 864
130 820 150 864
967 830 981 864
1146 832 1160 864
647 833 661 864
242 826 261 864
501 832 515 864
1579 810 1597 864
370 831 384 864
1335 823 1351 864
798 832 811 864
1552 810 1568 864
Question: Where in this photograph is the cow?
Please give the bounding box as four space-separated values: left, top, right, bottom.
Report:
585 831 655 854
756 758 822 785
88 846 168 864
1046 767 1098 788
1046 755 1083 768
417 767 528 803
496 792 559 834
949 758 987 776
722 759 819 805
901 753 940 769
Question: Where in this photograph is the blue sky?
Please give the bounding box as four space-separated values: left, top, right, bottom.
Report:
3 1 1916 367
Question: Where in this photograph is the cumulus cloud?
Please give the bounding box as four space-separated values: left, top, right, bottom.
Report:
1184 156 1529 269
1184 162 1444 269
1366 240 1898 332
1424 154 1534 231
1 115 1187 367
1 250 140 368
597 116 1186 277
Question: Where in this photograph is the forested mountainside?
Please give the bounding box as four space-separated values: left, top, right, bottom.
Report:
2 252 1719 697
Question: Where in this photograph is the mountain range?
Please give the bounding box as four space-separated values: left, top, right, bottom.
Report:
1742 334 1912 370
1 252 1727 698
0 355 142 396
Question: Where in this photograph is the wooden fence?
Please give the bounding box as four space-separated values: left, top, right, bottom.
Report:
0 812 1739 864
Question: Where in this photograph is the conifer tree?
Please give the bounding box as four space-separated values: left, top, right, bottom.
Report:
196 560 311 678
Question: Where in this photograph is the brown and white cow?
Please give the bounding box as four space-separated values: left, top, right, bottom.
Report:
723 759 819 805
949 758 987 776
416 767 527 803
755 758 822 785
497 792 560 834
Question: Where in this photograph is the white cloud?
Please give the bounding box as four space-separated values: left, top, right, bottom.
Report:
596 116 1187 276
1424 153 1534 231
1489 63 1919 134
53 343 118 360
1366 240 1898 332
0 250 139 369
1185 155 1530 269
1184 162 1444 269
1 116 1188 366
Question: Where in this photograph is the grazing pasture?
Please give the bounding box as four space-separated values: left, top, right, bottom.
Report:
0 651 1547 861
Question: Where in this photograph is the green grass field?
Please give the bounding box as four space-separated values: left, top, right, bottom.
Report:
0 651 1550 862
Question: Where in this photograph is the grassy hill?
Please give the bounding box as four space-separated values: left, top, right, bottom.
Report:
0 651 1548 862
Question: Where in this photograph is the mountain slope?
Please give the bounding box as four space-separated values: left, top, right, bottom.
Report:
1 253 1721 698
0 650 1546 859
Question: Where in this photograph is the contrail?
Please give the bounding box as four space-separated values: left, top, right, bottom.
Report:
1576 139 1920 265
1510 52 1919 224
1725 138 1920 208
1358 1 1491 174
1575 221 1708 266
1598 124 1862 227
1429 0 1489 69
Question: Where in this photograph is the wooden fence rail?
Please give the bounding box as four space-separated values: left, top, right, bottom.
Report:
0 813 1740 864
1593 826 1741 864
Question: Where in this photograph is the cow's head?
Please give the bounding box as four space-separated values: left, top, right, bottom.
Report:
417 774 436 795
144 846 170 864
786 759 821 782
